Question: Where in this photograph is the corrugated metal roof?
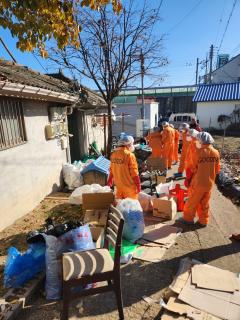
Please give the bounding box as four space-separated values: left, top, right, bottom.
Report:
193 82 240 102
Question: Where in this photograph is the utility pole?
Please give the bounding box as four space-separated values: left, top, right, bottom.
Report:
195 58 199 85
209 44 214 84
0 36 17 63
140 49 145 120
205 53 208 84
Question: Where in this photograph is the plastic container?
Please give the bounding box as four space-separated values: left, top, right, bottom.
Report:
169 183 188 211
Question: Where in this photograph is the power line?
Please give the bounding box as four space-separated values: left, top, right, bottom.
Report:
31 52 48 73
166 0 203 34
217 0 238 54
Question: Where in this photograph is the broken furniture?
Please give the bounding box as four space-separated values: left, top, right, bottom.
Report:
61 205 125 320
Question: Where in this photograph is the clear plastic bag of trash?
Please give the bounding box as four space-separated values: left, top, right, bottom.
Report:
62 163 84 190
69 184 111 205
156 181 175 195
138 192 153 212
116 198 145 243
4 243 46 288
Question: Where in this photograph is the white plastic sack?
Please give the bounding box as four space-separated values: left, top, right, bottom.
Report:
69 184 111 205
156 181 175 195
62 163 84 190
138 192 153 212
116 198 145 243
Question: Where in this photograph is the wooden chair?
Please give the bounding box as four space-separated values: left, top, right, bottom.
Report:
61 205 125 320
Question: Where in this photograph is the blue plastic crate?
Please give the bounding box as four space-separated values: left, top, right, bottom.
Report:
81 156 110 175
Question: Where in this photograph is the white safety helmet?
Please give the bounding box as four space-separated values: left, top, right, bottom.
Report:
118 134 134 146
162 121 169 127
197 132 214 144
188 129 199 138
169 124 174 128
181 123 190 130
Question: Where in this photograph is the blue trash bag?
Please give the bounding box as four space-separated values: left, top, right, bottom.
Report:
71 224 95 251
4 243 46 288
116 199 145 243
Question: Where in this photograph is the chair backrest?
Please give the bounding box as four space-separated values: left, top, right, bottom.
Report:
105 205 124 268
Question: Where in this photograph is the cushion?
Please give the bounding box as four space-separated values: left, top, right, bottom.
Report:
63 248 114 281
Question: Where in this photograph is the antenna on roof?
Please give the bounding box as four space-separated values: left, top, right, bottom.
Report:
0 36 17 63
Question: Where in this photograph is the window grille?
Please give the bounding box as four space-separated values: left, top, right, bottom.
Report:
0 98 27 150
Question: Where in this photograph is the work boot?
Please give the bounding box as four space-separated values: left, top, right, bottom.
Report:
175 217 194 225
195 221 207 228
174 172 183 178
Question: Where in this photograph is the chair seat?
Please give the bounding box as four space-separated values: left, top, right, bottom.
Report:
63 248 114 281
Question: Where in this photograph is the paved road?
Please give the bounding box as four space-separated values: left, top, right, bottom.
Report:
19 185 240 320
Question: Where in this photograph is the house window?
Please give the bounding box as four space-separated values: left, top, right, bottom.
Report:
0 98 27 150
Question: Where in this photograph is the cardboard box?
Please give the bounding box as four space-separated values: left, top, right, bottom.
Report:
156 175 167 184
152 197 177 220
147 158 165 172
82 192 114 226
90 226 104 248
84 209 108 226
82 192 114 211
82 171 107 186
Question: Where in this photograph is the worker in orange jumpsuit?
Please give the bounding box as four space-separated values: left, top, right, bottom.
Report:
146 127 162 158
170 124 180 165
161 121 175 170
180 132 220 226
174 123 191 178
107 134 141 200
184 129 199 188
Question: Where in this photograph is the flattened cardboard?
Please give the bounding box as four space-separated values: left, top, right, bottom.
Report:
191 264 239 293
170 258 200 294
179 273 240 320
132 246 166 263
142 223 181 245
165 297 221 320
161 313 187 320
152 197 177 220
83 209 108 226
89 226 104 248
82 192 114 210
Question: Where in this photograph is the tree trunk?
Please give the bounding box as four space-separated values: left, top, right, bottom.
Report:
106 101 113 159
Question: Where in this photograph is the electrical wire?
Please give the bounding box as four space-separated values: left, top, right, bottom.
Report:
214 2 227 45
217 0 238 54
166 0 203 34
31 52 48 73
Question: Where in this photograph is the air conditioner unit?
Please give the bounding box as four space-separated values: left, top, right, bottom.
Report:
136 119 150 138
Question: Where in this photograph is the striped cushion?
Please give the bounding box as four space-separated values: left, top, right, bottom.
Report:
63 249 114 281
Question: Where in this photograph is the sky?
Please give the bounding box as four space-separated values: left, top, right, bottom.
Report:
0 0 240 89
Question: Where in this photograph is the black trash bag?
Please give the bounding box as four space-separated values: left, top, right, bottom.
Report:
134 145 152 161
26 218 83 244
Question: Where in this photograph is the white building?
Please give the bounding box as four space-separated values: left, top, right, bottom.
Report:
212 54 240 84
193 82 240 129
112 100 159 137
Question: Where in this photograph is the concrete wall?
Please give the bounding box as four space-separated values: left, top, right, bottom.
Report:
196 100 238 129
112 102 159 137
212 55 240 83
0 100 67 231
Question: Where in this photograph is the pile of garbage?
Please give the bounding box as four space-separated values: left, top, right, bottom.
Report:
4 218 96 300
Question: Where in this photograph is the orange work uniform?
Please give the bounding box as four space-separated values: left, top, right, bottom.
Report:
162 126 175 169
178 131 191 173
109 146 139 199
183 145 220 225
173 129 180 163
146 131 162 158
185 139 198 174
